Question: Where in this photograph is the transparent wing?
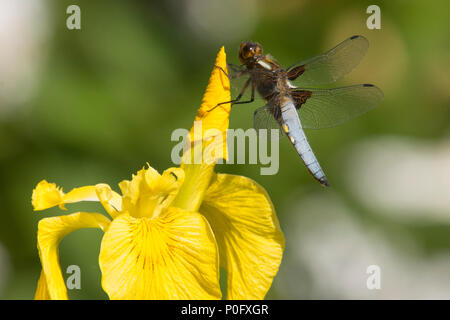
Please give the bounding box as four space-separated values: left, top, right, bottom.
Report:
253 103 283 140
287 35 369 86
295 84 383 129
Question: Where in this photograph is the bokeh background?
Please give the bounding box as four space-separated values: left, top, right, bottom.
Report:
0 0 449 299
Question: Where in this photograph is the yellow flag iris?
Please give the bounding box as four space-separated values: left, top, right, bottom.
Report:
32 47 285 300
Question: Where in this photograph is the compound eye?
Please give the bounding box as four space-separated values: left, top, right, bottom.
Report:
239 42 259 62
244 45 256 58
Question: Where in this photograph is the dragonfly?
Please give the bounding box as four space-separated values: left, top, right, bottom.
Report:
214 35 383 186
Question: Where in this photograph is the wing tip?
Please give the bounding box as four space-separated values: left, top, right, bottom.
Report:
363 83 385 100
349 35 369 49
350 34 368 41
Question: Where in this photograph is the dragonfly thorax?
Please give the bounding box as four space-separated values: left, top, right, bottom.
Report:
252 68 292 101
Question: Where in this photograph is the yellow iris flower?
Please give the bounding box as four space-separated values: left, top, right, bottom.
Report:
31 47 285 300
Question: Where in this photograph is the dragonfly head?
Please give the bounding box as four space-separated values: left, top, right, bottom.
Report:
239 41 263 65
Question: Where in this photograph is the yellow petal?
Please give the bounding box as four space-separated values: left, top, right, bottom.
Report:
37 212 111 299
200 174 285 299
172 162 215 212
32 180 122 217
156 167 185 196
34 270 51 300
174 47 230 212
32 180 64 211
62 186 99 205
198 47 231 132
189 46 231 148
119 165 185 218
99 208 221 300
95 184 123 218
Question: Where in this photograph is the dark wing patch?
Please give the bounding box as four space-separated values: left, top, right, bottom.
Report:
291 90 313 109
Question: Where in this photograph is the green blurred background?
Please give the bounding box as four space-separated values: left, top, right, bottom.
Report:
0 0 449 299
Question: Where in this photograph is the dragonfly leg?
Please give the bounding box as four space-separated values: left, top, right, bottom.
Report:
208 78 254 112
214 64 245 80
